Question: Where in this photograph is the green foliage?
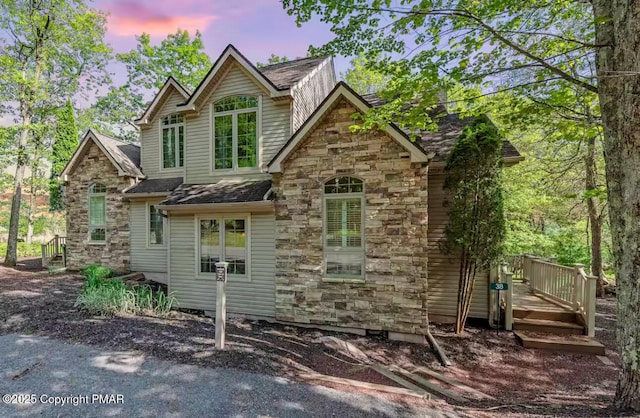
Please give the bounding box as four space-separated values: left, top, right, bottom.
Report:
256 53 290 68
551 227 591 268
0 242 42 258
75 265 176 316
89 29 211 141
82 264 113 281
49 100 78 211
444 114 505 269
341 54 390 95
443 115 504 332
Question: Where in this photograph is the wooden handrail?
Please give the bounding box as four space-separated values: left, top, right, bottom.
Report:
576 266 597 337
519 255 597 337
41 235 67 268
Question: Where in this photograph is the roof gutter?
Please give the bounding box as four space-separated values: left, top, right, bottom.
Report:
122 192 172 200
157 200 274 213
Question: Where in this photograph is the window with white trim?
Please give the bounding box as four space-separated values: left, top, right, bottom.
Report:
148 204 164 245
162 113 184 169
199 217 248 277
88 183 107 242
213 96 258 170
323 177 365 279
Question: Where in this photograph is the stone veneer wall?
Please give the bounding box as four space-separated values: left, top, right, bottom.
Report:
65 141 135 273
273 98 429 335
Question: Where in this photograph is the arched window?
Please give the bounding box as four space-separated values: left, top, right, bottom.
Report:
323 177 365 279
88 183 107 242
161 113 184 169
213 95 258 170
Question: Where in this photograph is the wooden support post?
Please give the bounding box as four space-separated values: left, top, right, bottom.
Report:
573 264 585 311
215 262 229 349
586 276 596 337
505 270 513 331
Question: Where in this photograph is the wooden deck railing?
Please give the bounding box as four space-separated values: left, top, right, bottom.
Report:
41 235 66 268
574 265 597 337
521 255 597 336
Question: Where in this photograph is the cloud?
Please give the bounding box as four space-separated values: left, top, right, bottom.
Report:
105 2 218 36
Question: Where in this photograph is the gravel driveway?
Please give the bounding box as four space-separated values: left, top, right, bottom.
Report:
0 334 454 418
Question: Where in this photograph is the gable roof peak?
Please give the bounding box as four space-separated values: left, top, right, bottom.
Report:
61 129 143 180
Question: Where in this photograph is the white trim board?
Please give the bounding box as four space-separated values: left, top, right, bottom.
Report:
135 77 191 126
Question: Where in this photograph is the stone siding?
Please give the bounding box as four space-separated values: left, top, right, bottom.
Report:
65 141 135 273
273 98 429 335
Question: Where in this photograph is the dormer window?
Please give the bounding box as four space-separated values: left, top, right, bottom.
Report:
213 95 258 170
162 113 184 169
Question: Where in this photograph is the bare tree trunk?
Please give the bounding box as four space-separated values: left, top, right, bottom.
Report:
26 193 34 244
593 1 640 410
4 114 30 266
25 148 41 245
584 133 604 297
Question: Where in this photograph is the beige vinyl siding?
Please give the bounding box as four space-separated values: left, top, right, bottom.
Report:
129 199 168 273
427 168 490 320
168 212 276 317
184 64 290 183
139 89 188 179
291 60 336 131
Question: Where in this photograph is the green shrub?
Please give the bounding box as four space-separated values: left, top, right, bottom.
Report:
74 265 176 316
0 242 44 258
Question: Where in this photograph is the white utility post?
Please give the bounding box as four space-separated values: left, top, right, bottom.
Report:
215 261 229 349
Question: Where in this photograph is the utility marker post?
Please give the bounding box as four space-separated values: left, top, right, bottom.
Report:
215 262 229 349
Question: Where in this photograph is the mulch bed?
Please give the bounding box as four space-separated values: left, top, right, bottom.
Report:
0 259 629 417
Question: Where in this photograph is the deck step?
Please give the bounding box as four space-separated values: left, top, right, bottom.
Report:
513 308 577 322
513 318 584 335
514 331 605 355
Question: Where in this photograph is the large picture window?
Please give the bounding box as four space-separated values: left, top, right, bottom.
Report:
148 204 164 245
324 177 365 279
213 96 258 170
199 217 248 278
88 183 107 242
162 113 184 169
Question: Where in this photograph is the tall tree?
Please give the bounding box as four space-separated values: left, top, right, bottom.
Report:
90 30 211 141
592 1 640 408
340 54 390 94
443 115 505 333
49 100 78 211
0 0 111 266
283 0 638 408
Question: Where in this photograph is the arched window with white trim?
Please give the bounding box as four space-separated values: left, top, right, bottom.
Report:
323 177 365 279
88 183 107 242
212 95 258 170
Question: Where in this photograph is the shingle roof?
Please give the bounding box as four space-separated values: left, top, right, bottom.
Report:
124 177 183 194
161 179 272 206
360 95 521 162
411 114 521 162
258 57 329 90
91 131 143 178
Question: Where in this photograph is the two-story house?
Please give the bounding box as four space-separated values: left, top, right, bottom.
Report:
61 45 521 339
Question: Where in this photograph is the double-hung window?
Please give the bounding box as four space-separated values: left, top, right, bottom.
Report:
199 217 249 279
324 177 365 279
212 96 258 170
88 183 107 243
148 204 164 246
162 113 184 169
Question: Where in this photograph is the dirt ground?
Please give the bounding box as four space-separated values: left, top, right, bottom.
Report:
0 259 630 417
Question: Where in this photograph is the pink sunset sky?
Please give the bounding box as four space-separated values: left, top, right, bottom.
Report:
95 0 349 78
